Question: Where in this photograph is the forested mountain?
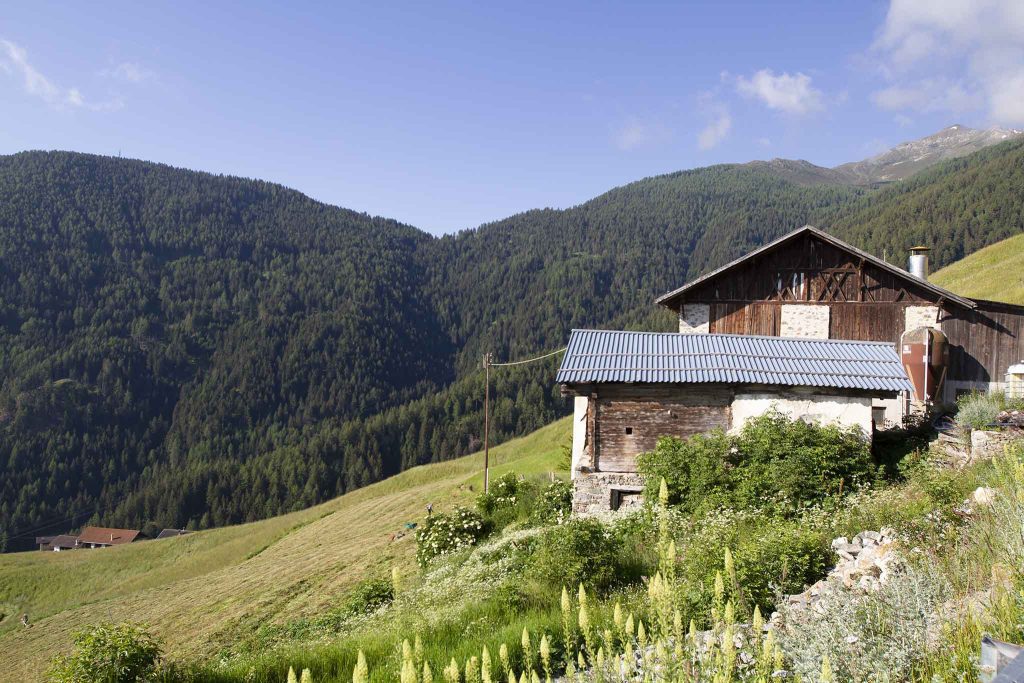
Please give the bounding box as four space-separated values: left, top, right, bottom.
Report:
2 134 1023 550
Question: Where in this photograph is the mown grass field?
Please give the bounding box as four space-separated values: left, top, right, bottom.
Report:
0 417 570 681
932 232 1024 305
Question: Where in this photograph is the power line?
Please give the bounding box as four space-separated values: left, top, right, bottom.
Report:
487 350 569 366
481 346 567 493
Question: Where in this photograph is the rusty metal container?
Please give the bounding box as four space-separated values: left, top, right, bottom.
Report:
901 326 949 403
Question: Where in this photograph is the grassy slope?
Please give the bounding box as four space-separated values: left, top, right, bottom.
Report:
933 231 1019 303
931 232 1024 305
0 417 570 680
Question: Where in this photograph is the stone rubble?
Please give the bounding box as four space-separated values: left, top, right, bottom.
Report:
781 527 899 614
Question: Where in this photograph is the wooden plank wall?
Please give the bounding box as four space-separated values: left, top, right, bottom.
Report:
942 304 1024 383
710 302 780 335
594 386 732 472
828 303 905 343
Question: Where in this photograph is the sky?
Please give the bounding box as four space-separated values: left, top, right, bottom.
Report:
2 1 1023 235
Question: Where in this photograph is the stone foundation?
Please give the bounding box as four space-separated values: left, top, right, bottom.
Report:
572 471 645 514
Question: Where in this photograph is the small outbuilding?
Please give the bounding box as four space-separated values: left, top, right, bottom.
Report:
557 329 912 514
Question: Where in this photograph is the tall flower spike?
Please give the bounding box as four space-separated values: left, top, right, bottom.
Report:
820 654 834 683
613 602 623 629
403 639 413 664
353 650 369 683
659 477 669 506
300 669 312 683
423 662 433 683
415 635 424 665
499 643 510 674
482 646 492 683
540 635 550 669
521 628 532 667
287 667 298 683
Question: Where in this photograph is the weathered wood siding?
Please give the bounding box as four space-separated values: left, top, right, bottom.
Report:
594 386 732 472
685 233 935 306
942 302 1024 384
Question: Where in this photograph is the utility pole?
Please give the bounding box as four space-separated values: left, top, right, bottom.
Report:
483 352 491 493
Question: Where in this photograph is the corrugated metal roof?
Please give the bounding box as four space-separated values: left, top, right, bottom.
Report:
556 330 912 393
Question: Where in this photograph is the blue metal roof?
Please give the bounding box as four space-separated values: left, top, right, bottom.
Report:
556 330 912 393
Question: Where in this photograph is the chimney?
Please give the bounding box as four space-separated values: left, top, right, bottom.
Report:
908 246 930 280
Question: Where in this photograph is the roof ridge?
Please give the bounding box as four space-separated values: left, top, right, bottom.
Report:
569 329 900 347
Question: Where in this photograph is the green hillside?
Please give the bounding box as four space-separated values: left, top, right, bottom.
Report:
0 417 570 680
931 232 1024 305
3 137 1024 554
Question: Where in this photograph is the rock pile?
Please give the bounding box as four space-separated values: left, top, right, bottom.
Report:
995 409 1024 428
784 528 899 612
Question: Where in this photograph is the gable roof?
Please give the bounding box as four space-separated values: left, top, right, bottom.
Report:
77 526 141 546
48 534 80 549
655 225 976 310
556 329 912 393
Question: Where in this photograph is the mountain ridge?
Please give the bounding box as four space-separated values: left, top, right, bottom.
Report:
2 129 1023 551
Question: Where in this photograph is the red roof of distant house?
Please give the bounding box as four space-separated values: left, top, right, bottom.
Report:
77 526 141 546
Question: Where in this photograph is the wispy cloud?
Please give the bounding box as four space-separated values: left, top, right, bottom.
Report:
735 69 824 115
696 93 732 150
100 61 153 83
1 38 123 111
869 0 1024 125
613 118 673 151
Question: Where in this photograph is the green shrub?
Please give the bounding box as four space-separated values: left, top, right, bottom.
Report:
531 479 573 524
636 431 731 511
476 472 542 530
48 622 162 683
955 391 1004 430
342 577 394 616
528 518 621 592
674 510 831 623
637 412 875 515
732 411 875 509
415 506 486 566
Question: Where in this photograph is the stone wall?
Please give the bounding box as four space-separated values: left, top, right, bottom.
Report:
572 471 645 514
780 305 830 339
678 303 710 334
970 429 1023 461
904 305 941 332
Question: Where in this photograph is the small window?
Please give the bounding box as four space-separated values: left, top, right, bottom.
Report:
624 427 633 435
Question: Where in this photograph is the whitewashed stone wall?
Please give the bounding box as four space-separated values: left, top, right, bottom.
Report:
731 391 873 437
569 396 588 479
678 303 710 334
904 305 940 331
780 305 830 339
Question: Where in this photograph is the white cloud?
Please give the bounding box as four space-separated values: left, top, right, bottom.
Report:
735 69 824 115
101 61 153 83
869 0 1024 125
613 119 672 151
696 94 732 150
1 38 123 111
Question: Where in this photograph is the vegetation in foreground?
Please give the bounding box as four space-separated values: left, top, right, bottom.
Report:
41 413 1024 682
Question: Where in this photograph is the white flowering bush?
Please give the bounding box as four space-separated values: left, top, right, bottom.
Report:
415 506 486 566
531 479 573 524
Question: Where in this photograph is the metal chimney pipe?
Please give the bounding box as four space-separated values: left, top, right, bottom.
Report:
908 246 930 280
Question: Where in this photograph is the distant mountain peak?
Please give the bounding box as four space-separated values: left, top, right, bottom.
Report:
744 124 1023 187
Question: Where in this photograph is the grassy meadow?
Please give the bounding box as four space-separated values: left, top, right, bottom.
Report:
932 232 1024 305
0 417 571 681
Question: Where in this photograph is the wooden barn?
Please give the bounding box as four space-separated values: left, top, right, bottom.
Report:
657 226 1024 422
557 329 912 513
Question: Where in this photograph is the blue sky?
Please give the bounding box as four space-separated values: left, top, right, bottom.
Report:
2 2 1023 234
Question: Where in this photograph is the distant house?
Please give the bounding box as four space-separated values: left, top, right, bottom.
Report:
36 534 81 551
77 526 142 548
154 529 190 540
557 329 912 514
